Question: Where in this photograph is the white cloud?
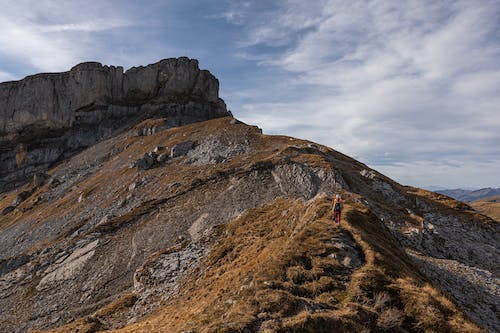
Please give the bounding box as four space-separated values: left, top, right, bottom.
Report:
1 0 498 188
0 17 79 71
39 19 132 33
0 0 137 74
452 70 500 97
374 159 500 189
211 1 252 25
228 0 500 187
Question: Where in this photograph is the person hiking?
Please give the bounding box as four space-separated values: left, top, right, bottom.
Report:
332 194 343 224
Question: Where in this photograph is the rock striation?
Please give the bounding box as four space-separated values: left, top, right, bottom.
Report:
0 57 229 192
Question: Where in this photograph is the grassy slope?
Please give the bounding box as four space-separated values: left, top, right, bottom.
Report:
470 195 500 221
11 117 481 333
40 198 480 333
109 199 479 333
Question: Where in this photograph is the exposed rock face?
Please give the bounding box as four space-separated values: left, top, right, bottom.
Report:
185 136 249 165
170 140 194 158
135 152 158 170
407 249 500 331
0 57 229 192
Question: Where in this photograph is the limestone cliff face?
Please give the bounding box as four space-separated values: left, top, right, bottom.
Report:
0 57 228 192
0 57 223 134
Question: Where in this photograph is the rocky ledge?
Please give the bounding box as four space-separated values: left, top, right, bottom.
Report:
0 57 229 192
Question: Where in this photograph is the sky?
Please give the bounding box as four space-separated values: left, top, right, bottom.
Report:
0 0 499 189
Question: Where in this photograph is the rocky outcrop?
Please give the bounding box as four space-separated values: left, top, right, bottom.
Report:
185 136 249 165
407 249 500 332
170 140 194 158
0 57 229 192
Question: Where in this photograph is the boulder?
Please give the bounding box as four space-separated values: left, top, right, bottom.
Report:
47 178 61 188
136 152 158 170
12 191 32 207
170 141 194 158
2 206 15 215
33 173 50 187
360 169 377 179
153 146 165 153
157 154 169 163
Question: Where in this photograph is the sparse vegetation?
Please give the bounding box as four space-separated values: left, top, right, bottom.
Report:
1 118 489 333
470 196 500 221
101 196 481 333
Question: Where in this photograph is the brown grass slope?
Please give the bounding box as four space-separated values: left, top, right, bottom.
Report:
470 195 500 221
0 117 491 333
41 197 481 333
107 197 480 333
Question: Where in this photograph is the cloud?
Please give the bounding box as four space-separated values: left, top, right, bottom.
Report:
227 0 500 187
209 1 252 25
1 0 498 188
374 159 500 189
0 1 137 74
39 19 132 33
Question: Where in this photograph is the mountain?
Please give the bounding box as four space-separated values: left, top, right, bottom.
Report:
1 59 498 333
437 188 500 202
470 195 500 222
0 57 228 193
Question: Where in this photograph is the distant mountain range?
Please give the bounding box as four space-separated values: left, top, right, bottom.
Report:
436 187 500 202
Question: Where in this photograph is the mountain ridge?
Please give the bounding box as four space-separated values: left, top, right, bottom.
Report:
469 195 500 222
0 60 498 333
437 188 500 202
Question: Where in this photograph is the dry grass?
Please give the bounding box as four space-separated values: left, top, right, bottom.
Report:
377 307 405 329
373 291 392 311
3 117 483 333
30 317 102 333
341 201 482 333
93 294 138 319
98 196 482 332
470 200 500 221
107 195 363 332
36 196 482 333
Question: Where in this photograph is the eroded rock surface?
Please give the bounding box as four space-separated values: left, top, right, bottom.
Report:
0 57 229 192
407 249 500 333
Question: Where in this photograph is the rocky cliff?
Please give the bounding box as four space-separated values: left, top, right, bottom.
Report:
0 57 229 192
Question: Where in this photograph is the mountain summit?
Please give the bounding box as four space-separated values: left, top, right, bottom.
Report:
0 57 228 192
0 59 498 333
